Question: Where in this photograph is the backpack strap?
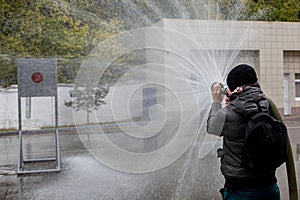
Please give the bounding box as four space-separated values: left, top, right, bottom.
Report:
255 102 262 113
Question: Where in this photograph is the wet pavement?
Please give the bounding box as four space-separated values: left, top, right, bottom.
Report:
0 117 299 200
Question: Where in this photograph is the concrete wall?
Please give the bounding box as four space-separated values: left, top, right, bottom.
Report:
0 84 143 130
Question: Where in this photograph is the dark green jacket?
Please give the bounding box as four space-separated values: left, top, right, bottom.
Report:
207 85 276 189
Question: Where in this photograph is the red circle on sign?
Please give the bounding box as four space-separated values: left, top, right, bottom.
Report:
31 72 44 83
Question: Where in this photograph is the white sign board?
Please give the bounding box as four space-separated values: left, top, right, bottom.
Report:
17 58 57 97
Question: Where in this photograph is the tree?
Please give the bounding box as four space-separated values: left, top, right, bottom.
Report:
0 0 91 58
64 85 109 124
241 0 300 22
1 0 300 88
0 55 17 88
0 0 122 87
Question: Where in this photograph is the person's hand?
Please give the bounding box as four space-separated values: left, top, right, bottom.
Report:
211 82 224 103
225 88 231 106
225 96 230 106
225 86 243 106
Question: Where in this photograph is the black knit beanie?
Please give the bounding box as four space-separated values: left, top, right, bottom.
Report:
226 64 258 91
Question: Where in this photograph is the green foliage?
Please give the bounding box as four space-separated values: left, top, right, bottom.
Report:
241 0 300 21
0 0 122 87
0 0 90 58
57 59 81 83
64 85 109 123
0 0 299 88
0 55 17 88
98 49 147 86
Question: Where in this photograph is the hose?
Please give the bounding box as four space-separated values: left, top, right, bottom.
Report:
268 97 298 200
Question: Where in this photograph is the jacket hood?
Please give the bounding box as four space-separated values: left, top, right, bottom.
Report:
228 85 269 117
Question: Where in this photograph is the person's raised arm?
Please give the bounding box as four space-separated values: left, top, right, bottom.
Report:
207 83 226 136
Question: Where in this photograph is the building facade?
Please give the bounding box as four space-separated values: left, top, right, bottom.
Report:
152 19 300 116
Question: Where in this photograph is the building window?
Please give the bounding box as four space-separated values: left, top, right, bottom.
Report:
295 73 300 100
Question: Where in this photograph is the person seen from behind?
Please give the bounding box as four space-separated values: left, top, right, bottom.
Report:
207 64 281 200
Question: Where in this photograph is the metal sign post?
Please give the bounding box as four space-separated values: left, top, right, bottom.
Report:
17 58 60 174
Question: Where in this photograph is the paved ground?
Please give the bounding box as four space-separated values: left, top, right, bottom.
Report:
0 116 299 200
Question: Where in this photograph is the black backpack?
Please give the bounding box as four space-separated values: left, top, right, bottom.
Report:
244 105 288 172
